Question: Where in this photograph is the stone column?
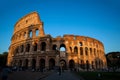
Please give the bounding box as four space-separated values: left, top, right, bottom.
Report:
45 56 49 69
28 58 32 69
39 24 45 36
32 29 36 38
36 56 39 70
26 31 29 39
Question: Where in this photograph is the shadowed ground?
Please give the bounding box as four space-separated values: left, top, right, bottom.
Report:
7 70 81 80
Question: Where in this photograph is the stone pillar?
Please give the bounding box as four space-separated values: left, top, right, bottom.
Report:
36 56 39 70
28 59 32 69
55 55 59 67
45 56 49 69
37 42 40 52
32 29 36 38
26 31 29 39
39 23 45 36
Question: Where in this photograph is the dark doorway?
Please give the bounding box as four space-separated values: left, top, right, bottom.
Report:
32 59 36 69
60 60 67 70
25 59 28 69
69 59 75 70
49 58 55 70
39 59 45 71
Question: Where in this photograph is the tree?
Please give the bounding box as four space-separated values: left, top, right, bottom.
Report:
106 52 120 71
0 52 8 67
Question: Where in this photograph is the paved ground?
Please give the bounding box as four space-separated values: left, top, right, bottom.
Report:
42 70 80 80
8 71 50 80
6 70 82 80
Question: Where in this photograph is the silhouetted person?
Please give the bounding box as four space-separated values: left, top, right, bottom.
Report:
58 67 61 75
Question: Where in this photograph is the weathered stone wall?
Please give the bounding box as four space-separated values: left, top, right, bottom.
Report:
7 12 107 71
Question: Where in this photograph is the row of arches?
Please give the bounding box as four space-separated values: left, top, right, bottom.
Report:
13 58 104 70
14 42 46 54
12 28 40 41
14 42 103 58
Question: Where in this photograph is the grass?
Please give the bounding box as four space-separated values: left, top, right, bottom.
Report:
75 71 120 80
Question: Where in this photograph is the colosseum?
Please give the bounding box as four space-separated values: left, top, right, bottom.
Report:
7 12 107 71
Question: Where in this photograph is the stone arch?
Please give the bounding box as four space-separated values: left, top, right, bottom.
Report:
24 59 29 69
49 58 55 70
26 43 30 52
80 47 83 55
41 42 46 51
90 48 92 55
35 29 39 36
69 59 75 69
52 44 57 50
20 45 24 53
80 60 85 69
60 44 66 51
69 47 72 53
60 59 67 70
29 30 32 38
33 43 37 51
39 58 45 71
74 46 78 54
31 59 36 69
79 42 83 46
85 47 88 55
86 60 89 70
15 47 19 54
24 32 27 38
91 61 94 69
60 44 66 57
19 60 22 67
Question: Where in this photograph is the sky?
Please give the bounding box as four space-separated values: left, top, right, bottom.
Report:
0 0 120 54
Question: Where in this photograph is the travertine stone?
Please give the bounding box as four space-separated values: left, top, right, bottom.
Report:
7 12 107 71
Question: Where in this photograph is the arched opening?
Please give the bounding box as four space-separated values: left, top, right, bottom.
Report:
49 58 55 70
32 59 36 69
60 44 66 57
74 46 78 54
41 42 46 51
81 60 85 69
90 48 92 55
24 32 27 39
79 42 83 46
86 60 89 71
15 47 19 54
33 43 37 51
95 60 98 69
39 59 45 72
24 59 28 69
69 59 75 70
19 60 22 67
29 30 32 38
20 45 24 53
91 61 94 69
70 47 72 53
52 45 57 50
26 44 30 52
80 47 83 55
35 29 39 36
85 47 88 55
60 60 67 70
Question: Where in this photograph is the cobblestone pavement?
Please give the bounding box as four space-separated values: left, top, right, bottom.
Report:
42 70 80 80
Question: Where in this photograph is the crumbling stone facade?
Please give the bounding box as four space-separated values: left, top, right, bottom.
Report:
7 12 107 71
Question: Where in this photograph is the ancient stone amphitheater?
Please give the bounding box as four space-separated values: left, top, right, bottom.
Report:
7 12 107 71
